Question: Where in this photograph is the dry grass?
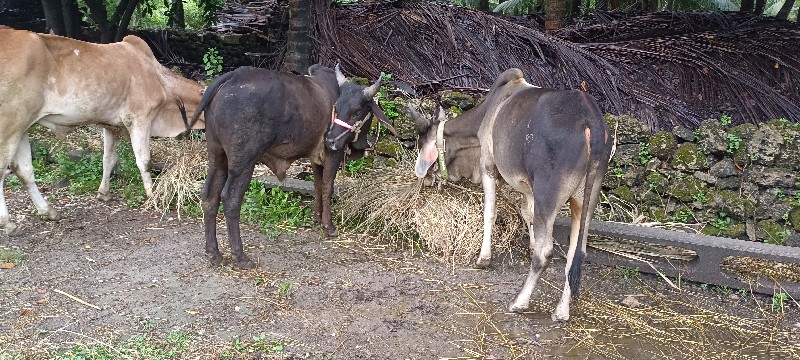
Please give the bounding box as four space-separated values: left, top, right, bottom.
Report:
336 155 525 268
144 138 207 219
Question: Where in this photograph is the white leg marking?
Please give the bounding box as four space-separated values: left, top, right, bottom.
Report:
12 133 58 220
477 167 497 268
552 208 582 321
129 127 154 198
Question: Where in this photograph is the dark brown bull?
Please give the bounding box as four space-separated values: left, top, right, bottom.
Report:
413 68 612 321
183 64 391 268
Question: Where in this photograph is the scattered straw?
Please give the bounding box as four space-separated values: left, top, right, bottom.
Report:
144 138 207 219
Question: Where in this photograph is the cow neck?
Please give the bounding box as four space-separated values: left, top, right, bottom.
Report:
435 119 448 180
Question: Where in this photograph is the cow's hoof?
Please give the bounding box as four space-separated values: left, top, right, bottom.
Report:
508 301 530 313
551 311 570 322
235 256 256 270
475 257 492 269
324 226 338 238
206 252 224 267
42 208 61 221
96 192 112 202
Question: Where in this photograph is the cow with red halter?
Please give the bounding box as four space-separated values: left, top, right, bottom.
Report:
412 68 612 321
182 64 393 268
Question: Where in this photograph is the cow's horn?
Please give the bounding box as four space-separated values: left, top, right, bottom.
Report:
408 107 430 132
335 63 347 86
364 76 382 98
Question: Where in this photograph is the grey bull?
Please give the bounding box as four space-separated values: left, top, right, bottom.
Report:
181 64 393 269
0 28 204 235
413 68 612 321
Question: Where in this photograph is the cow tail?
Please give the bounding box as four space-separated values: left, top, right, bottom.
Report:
568 119 606 298
181 72 234 136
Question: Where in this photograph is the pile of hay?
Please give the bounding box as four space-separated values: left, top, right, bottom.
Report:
144 138 207 219
336 157 525 267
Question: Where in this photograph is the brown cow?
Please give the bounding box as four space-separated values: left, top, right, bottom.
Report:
413 68 612 321
0 29 204 235
182 64 393 269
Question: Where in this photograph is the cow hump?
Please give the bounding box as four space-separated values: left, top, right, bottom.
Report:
122 35 156 59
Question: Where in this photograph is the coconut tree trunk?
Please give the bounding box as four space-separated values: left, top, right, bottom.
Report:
776 0 796 19
284 0 312 73
84 0 141 43
169 0 186 29
740 0 755 12
546 0 567 30
40 0 80 37
569 0 579 18
754 0 766 15
477 0 491 11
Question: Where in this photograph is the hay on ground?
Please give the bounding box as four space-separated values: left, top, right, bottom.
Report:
144 138 207 219
336 158 525 267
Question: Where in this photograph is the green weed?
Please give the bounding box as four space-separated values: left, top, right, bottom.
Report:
240 182 312 238
56 331 195 360
278 282 292 298
638 143 654 165
219 333 285 359
345 158 368 174
720 113 732 127
712 212 732 232
772 291 788 313
616 266 640 280
203 47 223 79
0 246 23 265
725 133 742 155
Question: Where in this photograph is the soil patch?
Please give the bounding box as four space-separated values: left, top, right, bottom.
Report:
1 188 799 359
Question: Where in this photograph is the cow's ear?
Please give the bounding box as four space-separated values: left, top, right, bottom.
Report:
408 107 431 133
369 101 398 136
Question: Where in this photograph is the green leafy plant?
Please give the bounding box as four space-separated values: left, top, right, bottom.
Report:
725 133 742 155
0 246 23 265
616 265 640 280
774 189 785 199
611 166 624 179
278 282 292 298
789 193 800 207
712 212 732 232
772 291 788 313
673 208 694 223
240 182 312 238
720 113 733 127
223 333 285 359
58 331 195 359
345 158 368 174
638 143 654 165
203 47 223 79
692 190 709 204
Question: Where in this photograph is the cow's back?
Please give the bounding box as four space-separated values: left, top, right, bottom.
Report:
204 67 336 163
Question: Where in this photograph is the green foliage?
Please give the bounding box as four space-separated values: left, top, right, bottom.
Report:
53 151 104 194
203 47 224 79
673 208 694 223
712 212 732 232
130 0 208 29
611 166 624 179
220 333 285 359
789 193 800 207
725 133 742 155
691 190 709 204
638 142 654 165
278 282 292 298
772 291 788 313
616 265 640 280
57 331 194 359
375 72 400 123
346 158 368 174
0 246 23 265
240 182 312 238
720 113 733 127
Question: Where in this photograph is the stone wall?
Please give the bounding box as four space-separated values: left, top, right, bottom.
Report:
369 92 799 246
604 115 800 245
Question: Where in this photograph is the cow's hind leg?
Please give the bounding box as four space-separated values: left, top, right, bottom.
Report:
0 169 17 236
508 192 559 314
311 163 323 225
476 167 499 268
11 134 59 221
201 144 228 266
552 198 585 321
221 163 257 269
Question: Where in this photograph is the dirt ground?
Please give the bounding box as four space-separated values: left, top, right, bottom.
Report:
2 186 800 359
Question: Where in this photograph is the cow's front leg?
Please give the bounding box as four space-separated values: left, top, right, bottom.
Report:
476 163 498 268
11 134 59 221
97 128 119 201
320 152 343 237
128 126 155 199
311 163 324 225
